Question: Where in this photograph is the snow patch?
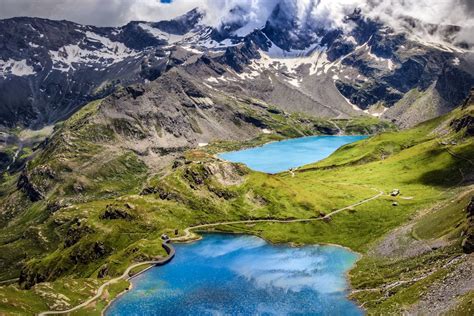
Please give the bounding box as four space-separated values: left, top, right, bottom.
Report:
49 33 137 72
369 106 388 118
266 42 320 59
0 59 36 77
139 23 184 44
387 59 395 71
206 77 219 83
182 46 203 54
285 76 301 87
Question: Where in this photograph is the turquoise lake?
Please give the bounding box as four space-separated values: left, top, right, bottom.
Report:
218 135 367 173
106 234 362 316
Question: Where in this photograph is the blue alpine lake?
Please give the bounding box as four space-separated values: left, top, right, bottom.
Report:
218 135 367 173
106 234 362 316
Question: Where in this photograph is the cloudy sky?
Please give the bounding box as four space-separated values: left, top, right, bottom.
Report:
0 0 473 32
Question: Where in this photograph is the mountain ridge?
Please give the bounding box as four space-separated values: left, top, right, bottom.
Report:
0 4 473 314
0 6 473 129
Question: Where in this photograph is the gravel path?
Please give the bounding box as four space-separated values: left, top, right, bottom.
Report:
38 188 384 315
172 188 384 242
38 242 175 316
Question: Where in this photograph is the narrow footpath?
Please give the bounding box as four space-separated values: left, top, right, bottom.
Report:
38 188 383 315
38 242 175 316
172 188 384 242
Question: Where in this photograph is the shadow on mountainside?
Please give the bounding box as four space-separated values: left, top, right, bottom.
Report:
417 148 474 188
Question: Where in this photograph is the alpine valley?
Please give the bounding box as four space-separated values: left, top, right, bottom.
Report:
0 1 473 315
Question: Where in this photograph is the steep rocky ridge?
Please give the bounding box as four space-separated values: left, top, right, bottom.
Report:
1 5 473 130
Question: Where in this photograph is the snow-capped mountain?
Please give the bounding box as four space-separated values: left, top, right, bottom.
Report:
0 4 473 128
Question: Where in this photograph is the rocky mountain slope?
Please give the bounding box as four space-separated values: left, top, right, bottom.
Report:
0 2 473 314
0 78 472 315
1 5 473 129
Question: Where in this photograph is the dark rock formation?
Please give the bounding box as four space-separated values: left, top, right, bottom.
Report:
100 205 134 221
17 170 44 202
70 241 109 264
97 264 109 278
19 268 47 290
64 219 94 248
451 115 474 136
462 197 474 254
1 5 473 130
184 165 210 188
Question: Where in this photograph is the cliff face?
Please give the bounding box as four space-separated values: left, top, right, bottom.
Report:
1 6 473 130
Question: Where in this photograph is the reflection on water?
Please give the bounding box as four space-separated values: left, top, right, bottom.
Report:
106 234 363 316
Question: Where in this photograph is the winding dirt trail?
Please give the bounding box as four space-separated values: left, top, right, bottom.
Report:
172 188 384 242
0 278 19 285
38 242 175 316
38 188 383 315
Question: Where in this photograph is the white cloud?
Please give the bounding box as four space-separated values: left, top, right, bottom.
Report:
0 0 472 45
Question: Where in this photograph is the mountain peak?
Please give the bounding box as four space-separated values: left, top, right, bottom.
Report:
152 7 204 35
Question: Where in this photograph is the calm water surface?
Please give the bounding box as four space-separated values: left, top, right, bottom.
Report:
106 234 362 316
218 135 367 173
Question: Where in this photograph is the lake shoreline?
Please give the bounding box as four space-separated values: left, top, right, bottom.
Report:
105 232 364 315
218 135 368 174
105 135 370 315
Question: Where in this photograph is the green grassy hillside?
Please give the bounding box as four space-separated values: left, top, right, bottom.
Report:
0 96 472 314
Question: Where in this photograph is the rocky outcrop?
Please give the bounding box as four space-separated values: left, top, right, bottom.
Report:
19 267 48 290
462 197 474 253
451 115 474 136
141 186 183 202
17 170 44 202
100 205 135 221
0 152 13 172
2 5 472 130
64 219 94 247
70 241 109 264
16 165 57 202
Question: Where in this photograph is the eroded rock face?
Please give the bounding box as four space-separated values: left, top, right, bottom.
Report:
70 241 109 264
141 185 183 202
19 268 47 290
16 165 57 202
17 170 44 202
100 205 135 221
64 220 94 247
451 115 474 136
462 197 474 254
2 5 473 130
